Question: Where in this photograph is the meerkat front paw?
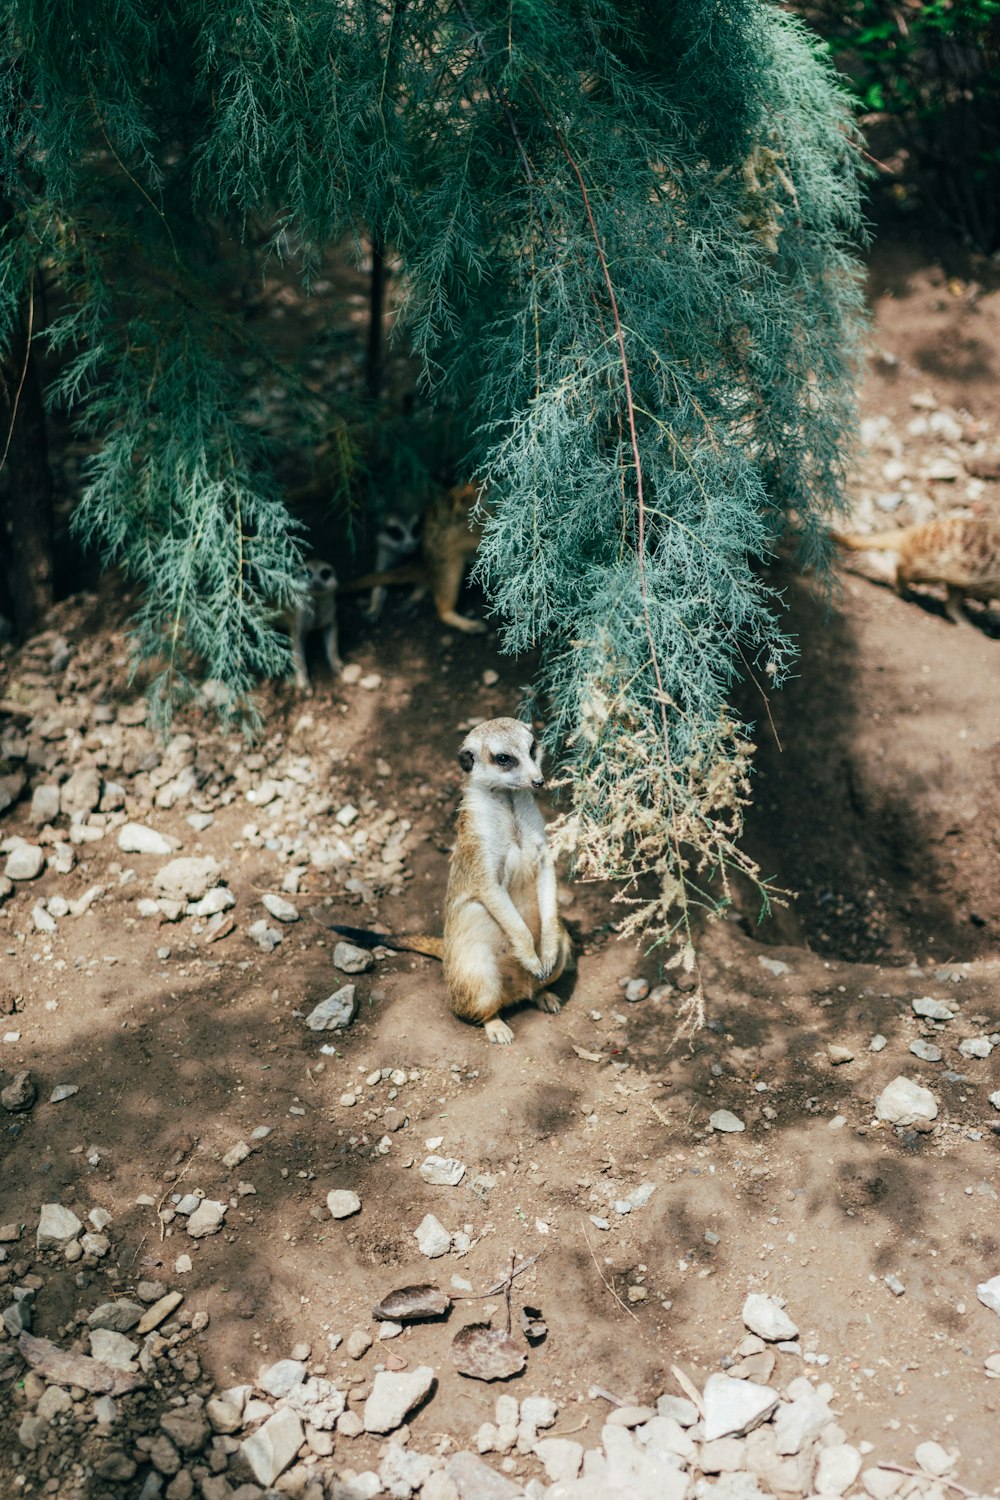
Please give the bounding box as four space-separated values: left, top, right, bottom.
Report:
484 1017 515 1045
535 991 561 1014
539 934 561 972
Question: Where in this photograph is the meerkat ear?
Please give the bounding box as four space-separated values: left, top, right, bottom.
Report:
457 748 474 773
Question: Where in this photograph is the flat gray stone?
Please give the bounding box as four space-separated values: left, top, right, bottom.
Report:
909 1040 943 1063
419 1154 466 1186
874 1076 938 1127
709 1109 745 1133
87 1300 143 1333
37 1203 83 1249
911 996 955 1021
363 1365 435 1433
240 1407 304 1486
447 1451 526 1499
327 1189 361 1220
742 1293 798 1342
334 941 375 973
305 985 357 1031
702 1373 778 1442
959 1037 993 1059
262 892 299 923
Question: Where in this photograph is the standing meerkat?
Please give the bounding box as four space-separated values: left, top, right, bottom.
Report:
327 717 572 1044
832 516 1000 624
285 557 342 691
344 483 487 633
365 511 423 620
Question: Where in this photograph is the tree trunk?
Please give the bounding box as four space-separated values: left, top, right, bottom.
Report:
0 297 54 637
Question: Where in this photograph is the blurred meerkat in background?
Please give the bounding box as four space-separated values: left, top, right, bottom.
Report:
284 557 341 691
346 483 487 633
365 511 423 620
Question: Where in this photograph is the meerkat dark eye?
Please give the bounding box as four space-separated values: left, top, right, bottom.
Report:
493 753 516 769
529 740 538 758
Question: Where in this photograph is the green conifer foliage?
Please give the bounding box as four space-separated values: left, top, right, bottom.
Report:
0 1 866 960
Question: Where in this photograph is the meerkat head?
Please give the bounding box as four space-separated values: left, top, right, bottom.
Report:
304 558 337 595
377 512 422 556
457 717 544 792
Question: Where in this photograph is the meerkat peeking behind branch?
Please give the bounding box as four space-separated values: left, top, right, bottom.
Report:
286 558 342 691
328 717 572 1044
344 483 487 633
365 511 423 620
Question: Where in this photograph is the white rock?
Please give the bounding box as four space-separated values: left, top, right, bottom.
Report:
154 856 220 903
909 1040 943 1063
49 1084 79 1103
30 785 61 826
327 1189 362 1219
742 1294 798 1342
61 766 102 817
221 1140 249 1168
334 941 375 974
117 823 178 855
420 1154 466 1186
32 903 57 933
914 1441 957 1478
709 1109 745 1133
989 1090 1000 1110
248 919 282 952
520 1396 558 1431
874 1076 938 1128
415 1213 452 1258
959 1036 993 1059
380 1442 435 1495
758 956 789 976
259 1358 306 1398
88 1328 139 1369
911 996 955 1021
363 1365 435 1433
240 1407 304 1487
815 1443 863 1495
36 1386 73 1421
534 1437 584 1482
37 1203 83 1249
702 1373 778 1442
5 844 45 880
773 1378 835 1455
186 1200 226 1238
861 1466 906 1499
187 887 235 918
977 1276 1000 1316
262 892 299 923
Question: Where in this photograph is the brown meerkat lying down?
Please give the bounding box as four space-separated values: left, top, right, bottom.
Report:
832 516 1000 625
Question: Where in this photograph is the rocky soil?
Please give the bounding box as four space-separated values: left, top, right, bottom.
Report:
1 240 1000 1500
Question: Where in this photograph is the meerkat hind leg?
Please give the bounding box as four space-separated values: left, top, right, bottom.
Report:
534 991 561 1014
433 554 486 633
484 1016 515 1045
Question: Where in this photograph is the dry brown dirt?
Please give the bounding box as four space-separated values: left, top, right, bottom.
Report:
1 235 999 1498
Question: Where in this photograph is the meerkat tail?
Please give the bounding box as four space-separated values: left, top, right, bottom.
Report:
327 923 445 960
830 528 913 553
